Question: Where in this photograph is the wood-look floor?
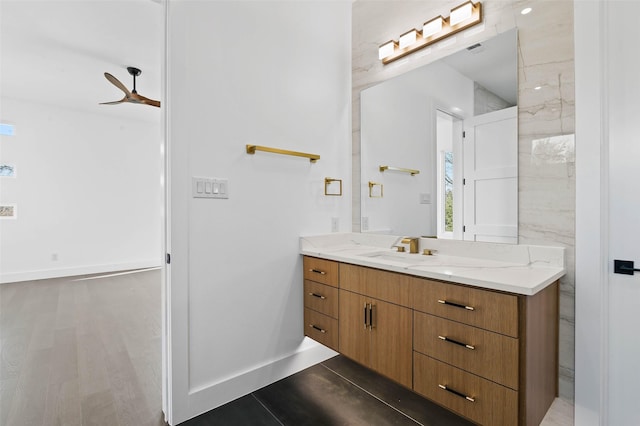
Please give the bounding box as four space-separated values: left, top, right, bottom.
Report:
0 268 574 426
0 269 165 426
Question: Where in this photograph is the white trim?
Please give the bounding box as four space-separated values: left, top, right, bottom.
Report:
574 0 608 424
181 339 336 423
0 259 162 284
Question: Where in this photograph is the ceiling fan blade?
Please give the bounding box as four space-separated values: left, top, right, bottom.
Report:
132 93 161 108
104 72 131 95
99 98 126 105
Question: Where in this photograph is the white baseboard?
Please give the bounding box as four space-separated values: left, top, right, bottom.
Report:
0 259 162 284
172 338 337 425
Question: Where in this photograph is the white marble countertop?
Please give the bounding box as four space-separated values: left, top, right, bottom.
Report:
300 233 566 296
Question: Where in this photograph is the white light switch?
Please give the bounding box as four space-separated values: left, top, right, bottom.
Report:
420 193 431 204
192 176 229 199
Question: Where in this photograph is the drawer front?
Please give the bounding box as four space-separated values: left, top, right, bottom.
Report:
304 308 338 351
304 280 339 319
414 312 519 390
339 263 411 307
411 278 519 337
303 257 339 287
414 352 518 426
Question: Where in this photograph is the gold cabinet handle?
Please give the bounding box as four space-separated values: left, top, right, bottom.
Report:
309 269 326 275
308 292 326 300
364 303 368 329
438 384 475 402
437 299 474 311
309 324 326 334
438 335 475 350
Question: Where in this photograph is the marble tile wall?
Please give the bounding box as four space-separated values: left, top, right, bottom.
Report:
352 0 575 400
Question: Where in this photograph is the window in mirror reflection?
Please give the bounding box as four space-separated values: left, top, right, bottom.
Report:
444 151 454 232
436 110 461 239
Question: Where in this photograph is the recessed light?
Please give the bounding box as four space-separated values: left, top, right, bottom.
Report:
521 7 532 15
534 86 542 91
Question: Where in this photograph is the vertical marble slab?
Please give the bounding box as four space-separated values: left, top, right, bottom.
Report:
352 0 575 401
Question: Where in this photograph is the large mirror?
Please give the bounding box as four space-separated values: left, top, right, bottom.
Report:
360 29 518 243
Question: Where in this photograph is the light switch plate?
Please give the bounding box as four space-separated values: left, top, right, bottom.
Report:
192 177 229 199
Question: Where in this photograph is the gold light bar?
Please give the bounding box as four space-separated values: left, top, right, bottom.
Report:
379 165 420 176
246 144 320 163
379 1 483 65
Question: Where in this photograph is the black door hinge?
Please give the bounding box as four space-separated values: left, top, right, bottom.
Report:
166 253 171 264
463 178 466 185
462 131 466 138
463 225 466 232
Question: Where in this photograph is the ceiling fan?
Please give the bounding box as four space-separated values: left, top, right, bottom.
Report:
100 66 160 108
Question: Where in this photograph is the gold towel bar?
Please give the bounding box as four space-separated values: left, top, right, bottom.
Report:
246 145 320 163
379 165 420 175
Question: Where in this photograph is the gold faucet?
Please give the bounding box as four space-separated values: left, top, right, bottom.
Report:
400 237 419 254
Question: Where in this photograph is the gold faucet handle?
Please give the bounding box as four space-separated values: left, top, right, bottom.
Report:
395 246 406 253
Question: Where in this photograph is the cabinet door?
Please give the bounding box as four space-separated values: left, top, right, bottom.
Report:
370 299 413 388
339 290 370 367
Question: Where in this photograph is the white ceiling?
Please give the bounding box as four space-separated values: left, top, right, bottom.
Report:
442 28 518 105
0 0 163 123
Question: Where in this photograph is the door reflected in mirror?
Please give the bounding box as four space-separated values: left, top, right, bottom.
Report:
360 28 518 243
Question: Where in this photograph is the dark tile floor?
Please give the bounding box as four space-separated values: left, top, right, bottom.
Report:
181 355 474 426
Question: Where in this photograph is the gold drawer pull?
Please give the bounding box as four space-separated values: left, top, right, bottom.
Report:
309 269 327 275
438 384 475 402
309 324 326 334
308 292 326 300
437 299 474 311
438 335 475 350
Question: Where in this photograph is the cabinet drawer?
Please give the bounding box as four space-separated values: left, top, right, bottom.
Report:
414 352 518 426
411 279 518 337
339 263 411 307
414 312 519 390
303 257 339 287
304 280 338 318
304 308 338 351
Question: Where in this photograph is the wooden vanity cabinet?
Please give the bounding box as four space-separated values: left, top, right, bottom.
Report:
301 256 559 426
338 289 413 388
303 257 339 351
411 277 559 426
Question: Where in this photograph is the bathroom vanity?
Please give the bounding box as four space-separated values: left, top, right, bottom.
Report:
301 233 565 426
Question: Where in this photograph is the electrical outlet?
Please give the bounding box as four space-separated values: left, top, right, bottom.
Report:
331 217 339 232
51 253 58 261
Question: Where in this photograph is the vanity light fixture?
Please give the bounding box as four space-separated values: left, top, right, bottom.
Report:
378 40 397 60
399 29 419 49
378 1 482 65
449 1 474 26
423 16 444 39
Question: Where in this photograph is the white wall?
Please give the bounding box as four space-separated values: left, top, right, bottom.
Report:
166 1 351 423
0 98 162 283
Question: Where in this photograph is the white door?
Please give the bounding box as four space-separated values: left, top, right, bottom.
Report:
606 2 640 423
463 106 517 243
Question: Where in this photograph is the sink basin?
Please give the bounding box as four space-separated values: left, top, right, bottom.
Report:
361 251 431 265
